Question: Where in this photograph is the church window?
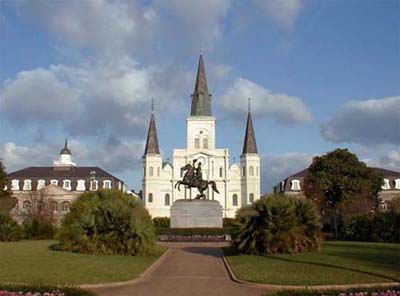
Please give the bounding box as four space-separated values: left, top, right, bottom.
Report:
249 166 254 176
219 167 223 178
242 167 246 177
77 180 86 191
23 180 32 191
195 138 200 149
63 180 71 190
51 179 59 186
382 179 390 190
103 180 112 189
62 201 71 213
37 180 46 190
203 138 208 149
157 167 160 177
291 179 301 191
395 179 400 190
11 179 20 191
51 201 58 212
249 193 254 203
256 166 259 177
165 194 170 206
148 193 153 203
23 201 31 210
149 166 154 177
90 180 98 191
232 194 238 206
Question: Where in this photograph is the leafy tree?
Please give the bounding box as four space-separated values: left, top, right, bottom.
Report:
0 161 17 214
232 195 321 254
303 148 383 236
389 196 400 213
56 190 156 256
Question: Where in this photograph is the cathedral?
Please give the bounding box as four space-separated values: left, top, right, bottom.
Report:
142 55 261 218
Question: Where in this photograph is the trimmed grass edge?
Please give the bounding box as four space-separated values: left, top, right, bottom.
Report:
79 246 171 289
219 248 400 291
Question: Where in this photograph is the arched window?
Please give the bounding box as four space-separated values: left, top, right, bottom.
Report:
395 179 400 190
63 180 71 190
249 166 254 176
37 180 46 190
219 167 223 178
103 180 112 189
249 193 254 203
23 179 32 191
23 201 31 210
165 194 170 206
62 201 71 213
256 166 259 177
51 201 58 212
242 167 246 177
194 138 200 149
77 180 86 191
148 193 153 203
203 138 208 149
11 179 20 191
157 167 160 177
232 194 238 206
90 180 98 191
149 166 154 177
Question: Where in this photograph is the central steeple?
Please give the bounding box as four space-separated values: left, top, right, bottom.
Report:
190 54 212 116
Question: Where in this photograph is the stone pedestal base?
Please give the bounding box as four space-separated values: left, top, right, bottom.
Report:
171 199 223 228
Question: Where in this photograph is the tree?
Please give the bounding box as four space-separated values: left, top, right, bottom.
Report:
303 148 383 236
0 161 17 214
232 195 321 254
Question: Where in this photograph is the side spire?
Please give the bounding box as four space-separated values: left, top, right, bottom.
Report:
190 54 212 116
144 101 160 155
242 98 258 154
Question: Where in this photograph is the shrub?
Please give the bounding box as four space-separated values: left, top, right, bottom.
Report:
232 195 322 254
0 212 22 242
56 190 156 256
23 218 56 240
153 217 170 229
341 212 400 243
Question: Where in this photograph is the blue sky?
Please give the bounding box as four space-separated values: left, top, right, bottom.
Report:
0 0 399 192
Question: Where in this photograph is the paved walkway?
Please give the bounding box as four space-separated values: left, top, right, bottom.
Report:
90 242 265 296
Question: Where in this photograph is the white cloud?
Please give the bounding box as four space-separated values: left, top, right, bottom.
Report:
252 0 303 29
368 150 400 172
0 57 191 137
220 78 313 125
0 138 144 177
321 96 400 145
22 0 157 55
261 152 313 193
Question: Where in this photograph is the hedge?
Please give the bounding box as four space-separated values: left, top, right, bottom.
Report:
0 284 94 296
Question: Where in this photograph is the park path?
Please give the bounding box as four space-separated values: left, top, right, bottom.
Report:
90 242 265 296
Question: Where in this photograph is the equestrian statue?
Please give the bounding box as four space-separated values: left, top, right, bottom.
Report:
174 159 219 200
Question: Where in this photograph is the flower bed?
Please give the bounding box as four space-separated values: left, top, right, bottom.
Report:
0 285 93 296
272 287 400 296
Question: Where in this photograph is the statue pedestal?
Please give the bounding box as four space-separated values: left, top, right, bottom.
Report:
170 199 223 228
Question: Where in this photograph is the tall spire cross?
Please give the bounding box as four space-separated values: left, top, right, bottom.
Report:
242 102 258 154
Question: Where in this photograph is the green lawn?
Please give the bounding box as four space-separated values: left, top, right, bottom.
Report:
224 241 400 286
0 240 166 285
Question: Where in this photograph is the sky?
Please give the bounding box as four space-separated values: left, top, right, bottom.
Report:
0 0 399 193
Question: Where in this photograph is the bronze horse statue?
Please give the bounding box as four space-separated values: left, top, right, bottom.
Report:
175 163 219 199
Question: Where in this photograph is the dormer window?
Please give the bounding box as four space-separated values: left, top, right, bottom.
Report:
103 180 112 189
23 179 32 191
395 179 400 190
11 179 20 191
382 179 390 190
63 180 71 190
291 179 301 191
77 180 86 191
37 180 46 190
51 179 59 186
90 180 98 191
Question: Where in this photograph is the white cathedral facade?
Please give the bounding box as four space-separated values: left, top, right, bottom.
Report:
142 55 261 218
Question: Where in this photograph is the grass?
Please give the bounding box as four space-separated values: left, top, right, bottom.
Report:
224 241 400 286
0 240 166 285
